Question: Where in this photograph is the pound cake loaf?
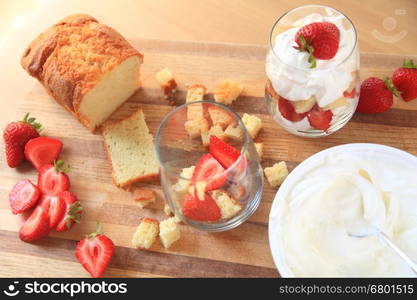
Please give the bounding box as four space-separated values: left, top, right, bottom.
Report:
21 14 143 132
102 110 159 187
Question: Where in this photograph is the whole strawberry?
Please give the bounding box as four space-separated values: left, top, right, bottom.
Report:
294 22 340 68
357 77 399 113
392 59 417 102
3 113 42 168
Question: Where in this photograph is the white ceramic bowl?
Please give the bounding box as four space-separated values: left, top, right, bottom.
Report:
268 143 417 277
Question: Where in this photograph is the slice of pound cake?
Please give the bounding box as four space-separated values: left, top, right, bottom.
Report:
102 110 159 187
21 14 143 132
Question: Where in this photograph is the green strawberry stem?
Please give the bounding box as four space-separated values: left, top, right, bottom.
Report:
384 77 400 97
22 112 42 133
87 222 103 239
54 160 71 173
403 59 417 69
65 201 82 230
294 34 317 69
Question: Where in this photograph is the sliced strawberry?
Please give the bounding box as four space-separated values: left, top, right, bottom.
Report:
182 193 221 222
19 205 50 242
278 96 307 122
75 223 114 278
37 160 70 196
192 153 227 191
56 191 82 232
307 104 333 131
24 136 63 170
209 135 241 169
38 194 66 229
9 179 40 214
343 88 356 98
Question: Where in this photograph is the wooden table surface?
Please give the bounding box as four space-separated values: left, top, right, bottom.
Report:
0 0 417 278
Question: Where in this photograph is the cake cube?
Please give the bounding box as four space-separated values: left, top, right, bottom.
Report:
184 118 209 139
131 218 159 249
208 106 236 129
211 190 242 219
164 203 173 216
254 143 263 160
264 161 289 188
133 188 156 208
201 125 225 147
172 166 195 194
155 67 177 102
242 113 262 139
159 217 181 249
293 96 316 114
224 124 243 142
214 80 244 105
186 85 207 120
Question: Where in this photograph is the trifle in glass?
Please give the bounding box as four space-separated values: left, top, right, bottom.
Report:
155 101 263 231
265 5 360 137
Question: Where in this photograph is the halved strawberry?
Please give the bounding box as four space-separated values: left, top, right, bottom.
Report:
38 194 66 229
182 193 221 222
56 191 82 232
277 96 307 122
9 179 40 214
209 135 241 169
75 223 114 278
192 153 227 191
307 104 333 131
343 89 356 99
38 160 70 196
24 136 63 170
19 205 50 242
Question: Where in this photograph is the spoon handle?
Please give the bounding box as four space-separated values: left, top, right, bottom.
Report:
379 231 417 275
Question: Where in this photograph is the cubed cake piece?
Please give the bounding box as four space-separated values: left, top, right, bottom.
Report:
102 110 160 188
186 85 207 120
159 217 181 249
224 124 243 142
133 188 155 208
242 113 262 139
21 14 143 132
131 218 159 249
172 166 195 194
264 161 289 188
254 143 264 160
184 118 209 139
155 67 177 103
214 80 244 105
164 203 173 216
201 125 225 147
211 190 242 219
293 96 316 114
208 106 236 129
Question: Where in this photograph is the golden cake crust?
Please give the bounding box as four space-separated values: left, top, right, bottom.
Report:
21 14 143 131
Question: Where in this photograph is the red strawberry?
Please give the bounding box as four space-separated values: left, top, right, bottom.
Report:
343 89 356 99
19 205 50 242
38 160 71 196
76 223 114 278
278 96 307 122
56 191 82 232
209 135 241 169
38 194 66 229
357 77 399 113
3 113 41 168
392 59 417 102
307 104 333 131
9 179 41 214
192 153 226 191
24 136 63 170
182 193 221 222
294 22 340 68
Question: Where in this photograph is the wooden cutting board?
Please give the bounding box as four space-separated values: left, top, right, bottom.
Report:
1 39 417 278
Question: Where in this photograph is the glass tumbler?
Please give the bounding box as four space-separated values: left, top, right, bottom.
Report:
265 5 360 137
155 101 263 231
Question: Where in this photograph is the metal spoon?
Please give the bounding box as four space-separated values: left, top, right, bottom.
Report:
349 229 417 275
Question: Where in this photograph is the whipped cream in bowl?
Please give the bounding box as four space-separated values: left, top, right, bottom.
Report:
265 5 360 137
269 144 417 277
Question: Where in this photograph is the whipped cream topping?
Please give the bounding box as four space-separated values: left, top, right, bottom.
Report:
266 12 358 108
277 151 417 277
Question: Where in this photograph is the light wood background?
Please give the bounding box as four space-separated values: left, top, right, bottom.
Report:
0 0 416 278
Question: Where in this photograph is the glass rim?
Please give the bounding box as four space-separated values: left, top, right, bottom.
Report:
154 100 251 180
268 4 358 71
